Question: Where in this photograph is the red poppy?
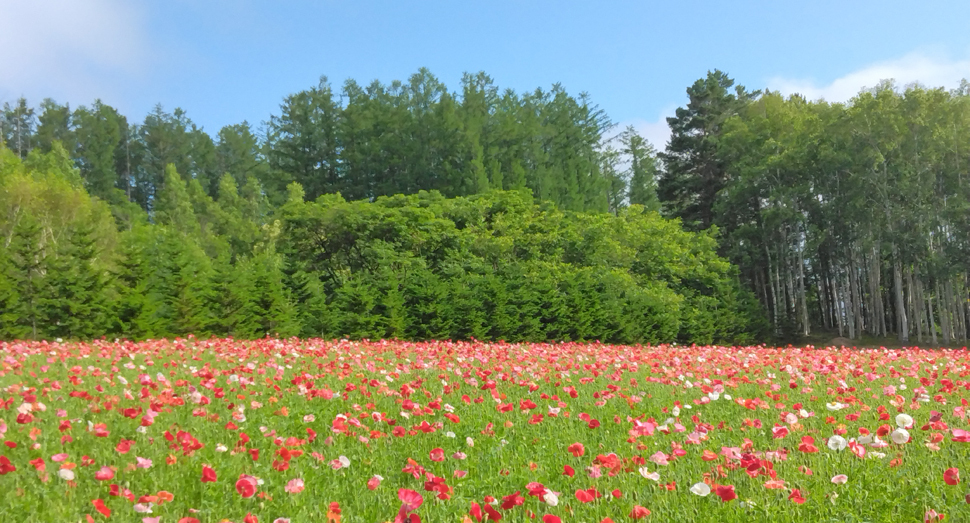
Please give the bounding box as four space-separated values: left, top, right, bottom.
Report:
789 489 806 504
244 514 258 523
398 489 424 511
236 475 258 498
115 439 134 454
201 465 217 483
715 485 737 502
367 476 382 490
94 466 114 481
563 465 575 477
469 502 483 522
945 468 960 486
429 448 445 462
482 504 502 521
567 442 585 457
629 506 651 519
500 491 524 510
91 499 110 518
542 516 561 523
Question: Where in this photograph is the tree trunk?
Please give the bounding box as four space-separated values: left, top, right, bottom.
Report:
850 247 863 337
892 245 908 342
798 231 809 336
831 264 844 338
876 250 887 336
913 277 924 344
818 263 832 330
937 280 950 346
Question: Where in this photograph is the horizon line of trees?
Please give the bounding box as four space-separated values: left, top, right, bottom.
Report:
659 71 970 345
0 143 760 343
2 68 969 345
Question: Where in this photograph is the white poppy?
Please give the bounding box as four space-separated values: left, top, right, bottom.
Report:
891 428 910 444
543 491 559 506
638 467 660 481
895 413 913 428
690 482 711 496
827 435 847 451
58 469 75 481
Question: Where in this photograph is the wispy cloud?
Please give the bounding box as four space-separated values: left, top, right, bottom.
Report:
0 0 146 106
613 106 676 152
768 51 970 102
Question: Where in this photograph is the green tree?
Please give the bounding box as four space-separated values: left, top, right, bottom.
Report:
659 70 756 230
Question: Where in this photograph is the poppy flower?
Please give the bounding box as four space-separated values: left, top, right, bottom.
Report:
469 502 483 522
891 428 910 445
285 478 305 493
690 483 710 497
429 448 445 462
944 468 960 486
789 489 806 504
542 516 561 523
831 474 848 484
563 465 574 477
201 465 217 483
575 489 594 503
92 499 110 518
94 466 115 481
482 504 502 521
629 506 650 519
244 514 258 523
567 442 585 457
236 475 258 498
500 491 524 510
952 429 970 442
827 435 847 451
368 475 383 490
714 485 737 502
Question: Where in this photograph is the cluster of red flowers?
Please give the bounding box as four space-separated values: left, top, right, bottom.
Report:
1 338 969 521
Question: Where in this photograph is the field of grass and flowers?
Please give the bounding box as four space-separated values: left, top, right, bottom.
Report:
1 337 969 523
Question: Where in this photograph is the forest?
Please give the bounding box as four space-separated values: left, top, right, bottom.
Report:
0 68 968 344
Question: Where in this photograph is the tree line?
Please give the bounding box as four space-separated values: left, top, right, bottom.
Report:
660 71 970 345
0 143 757 343
0 69 660 219
3 67 968 345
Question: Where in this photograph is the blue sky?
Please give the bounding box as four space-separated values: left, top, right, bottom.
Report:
2 0 970 148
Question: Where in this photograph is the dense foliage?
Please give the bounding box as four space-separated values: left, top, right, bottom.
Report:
5 67 970 345
659 72 970 344
0 142 756 343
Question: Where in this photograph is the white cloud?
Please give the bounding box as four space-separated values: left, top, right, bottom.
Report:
768 51 970 103
0 0 146 106
614 106 675 152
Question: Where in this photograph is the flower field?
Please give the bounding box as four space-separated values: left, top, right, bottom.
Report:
2 338 970 523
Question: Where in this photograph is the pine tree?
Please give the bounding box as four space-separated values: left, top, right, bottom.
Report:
74 100 123 200
35 99 75 154
621 127 661 212
7 216 45 339
659 70 756 230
